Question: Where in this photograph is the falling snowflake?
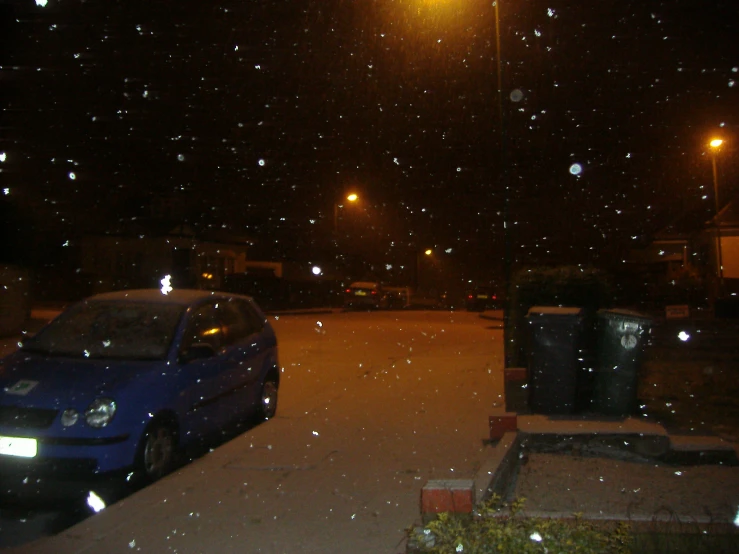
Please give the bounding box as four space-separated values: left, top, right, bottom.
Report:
160 275 173 295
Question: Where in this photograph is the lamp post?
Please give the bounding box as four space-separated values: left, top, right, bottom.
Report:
331 193 360 279
333 193 359 238
415 248 433 292
493 1 514 368
408 0 512 359
710 139 724 298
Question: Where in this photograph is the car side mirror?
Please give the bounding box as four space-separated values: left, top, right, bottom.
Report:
180 342 216 363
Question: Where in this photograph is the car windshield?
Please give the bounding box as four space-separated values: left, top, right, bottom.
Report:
22 301 184 360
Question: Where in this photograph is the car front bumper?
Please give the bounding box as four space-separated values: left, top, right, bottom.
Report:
0 454 134 507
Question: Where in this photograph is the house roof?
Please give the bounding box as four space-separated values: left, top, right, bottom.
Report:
653 205 714 241
650 191 739 241
710 195 739 228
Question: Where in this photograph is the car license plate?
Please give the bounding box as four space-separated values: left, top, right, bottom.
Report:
0 436 37 458
477 294 488 299
355 290 367 296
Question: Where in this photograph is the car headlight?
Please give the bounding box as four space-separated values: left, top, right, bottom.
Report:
61 408 80 427
85 398 117 428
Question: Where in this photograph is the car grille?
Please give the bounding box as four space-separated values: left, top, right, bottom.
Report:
0 455 98 478
0 405 59 430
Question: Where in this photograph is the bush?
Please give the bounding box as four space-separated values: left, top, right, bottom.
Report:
506 265 613 368
409 497 632 554
511 266 614 312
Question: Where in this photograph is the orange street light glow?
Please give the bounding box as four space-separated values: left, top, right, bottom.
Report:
710 139 723 148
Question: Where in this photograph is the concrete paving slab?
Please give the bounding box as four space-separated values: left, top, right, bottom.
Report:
517 414 668 436
670 434 736 452
514 452 739 524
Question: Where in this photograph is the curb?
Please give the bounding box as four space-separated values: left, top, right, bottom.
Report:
419 433 521 524
419 418 738 520
419 479 475 521
266 308 336 316
478 311 504 322
474 432 521 503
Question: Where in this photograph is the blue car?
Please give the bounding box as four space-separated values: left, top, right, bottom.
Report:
0 289 279 501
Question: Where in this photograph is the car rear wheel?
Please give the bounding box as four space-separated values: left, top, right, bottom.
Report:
137 419 177 482
256 377 278 421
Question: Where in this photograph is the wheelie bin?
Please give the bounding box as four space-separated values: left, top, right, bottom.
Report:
592 309 652 416
526 306 584 415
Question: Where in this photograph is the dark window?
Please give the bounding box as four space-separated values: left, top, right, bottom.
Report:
216 300 252 347
181 303 223 355
234 298 266 335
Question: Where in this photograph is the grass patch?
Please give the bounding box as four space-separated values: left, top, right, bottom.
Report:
409 497 631 553
631 530 738 554
409 497 739 553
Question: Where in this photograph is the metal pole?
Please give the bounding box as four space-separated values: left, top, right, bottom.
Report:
495 2 503 125
333 202 338 239
712 154 724 296
496 1 514 368
415 251 421 292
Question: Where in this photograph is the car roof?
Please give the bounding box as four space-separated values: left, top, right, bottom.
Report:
349 281 380 289
85 289 250 306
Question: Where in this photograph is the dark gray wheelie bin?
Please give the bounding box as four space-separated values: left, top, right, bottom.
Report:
526 306 584 415
592 309 652 416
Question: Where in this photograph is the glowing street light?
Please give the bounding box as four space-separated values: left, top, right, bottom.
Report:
333 193 360 236
415 248 434 291
709 138 725 297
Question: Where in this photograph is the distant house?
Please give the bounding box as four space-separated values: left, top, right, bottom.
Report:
695 198 739 297
628 196 739 304
79 224 255 293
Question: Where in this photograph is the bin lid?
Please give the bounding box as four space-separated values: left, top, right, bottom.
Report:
597 308 652 324
527 306 583 316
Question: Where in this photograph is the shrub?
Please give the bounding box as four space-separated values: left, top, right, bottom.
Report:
409 497 632 554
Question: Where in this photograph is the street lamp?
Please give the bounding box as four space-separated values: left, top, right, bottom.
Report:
415 248 433 291
333 193 359 237
710 138 724 297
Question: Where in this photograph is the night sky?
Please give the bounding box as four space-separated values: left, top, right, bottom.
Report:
1 0 737 284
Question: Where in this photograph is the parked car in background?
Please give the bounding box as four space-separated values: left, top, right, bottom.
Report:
0 289 279 502
343 281 384 310
383 286 411 309
438 291 465 311
466 286 502 311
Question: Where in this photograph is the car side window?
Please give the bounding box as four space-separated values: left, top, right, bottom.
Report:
181 303 223 356
216 301 251 347
235 299 265 335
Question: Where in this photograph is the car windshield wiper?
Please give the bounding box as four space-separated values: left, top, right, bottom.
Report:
19 344 53 356
19 346 104 359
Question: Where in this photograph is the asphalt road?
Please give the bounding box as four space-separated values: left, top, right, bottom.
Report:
1 309 504 552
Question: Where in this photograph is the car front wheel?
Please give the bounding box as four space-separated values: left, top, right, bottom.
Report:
256 378 278 421
137 419 177 482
